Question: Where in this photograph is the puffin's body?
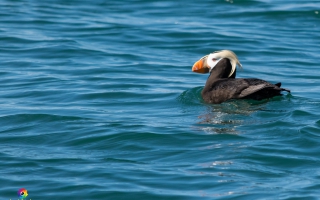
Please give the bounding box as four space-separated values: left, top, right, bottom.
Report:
192 50 290 104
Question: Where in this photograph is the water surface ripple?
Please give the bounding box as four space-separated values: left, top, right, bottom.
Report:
1 0 320 199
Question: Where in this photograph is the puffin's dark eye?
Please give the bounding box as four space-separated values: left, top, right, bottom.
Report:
212 58 217 61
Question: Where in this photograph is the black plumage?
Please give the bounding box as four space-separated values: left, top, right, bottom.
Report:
201 58 290 104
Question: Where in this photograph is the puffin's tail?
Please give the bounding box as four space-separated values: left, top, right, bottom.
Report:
281 88 291 93
275 82 290 93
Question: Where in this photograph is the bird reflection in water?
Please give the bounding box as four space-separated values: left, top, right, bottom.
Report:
196 100 269 134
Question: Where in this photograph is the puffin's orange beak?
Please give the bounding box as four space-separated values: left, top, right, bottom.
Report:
192 58 209 73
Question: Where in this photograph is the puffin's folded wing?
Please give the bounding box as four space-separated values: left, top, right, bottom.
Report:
238 84 272 98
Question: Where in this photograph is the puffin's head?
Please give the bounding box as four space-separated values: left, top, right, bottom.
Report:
192 50 242 77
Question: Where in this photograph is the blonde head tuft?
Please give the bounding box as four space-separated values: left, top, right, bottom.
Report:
209 50 242 77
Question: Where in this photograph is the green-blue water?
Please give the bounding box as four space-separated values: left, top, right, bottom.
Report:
1 0 320 199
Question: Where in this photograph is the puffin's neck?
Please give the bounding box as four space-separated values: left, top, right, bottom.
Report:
203 58 236 92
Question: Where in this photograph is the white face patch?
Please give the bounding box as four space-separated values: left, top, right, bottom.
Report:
206 53 222 71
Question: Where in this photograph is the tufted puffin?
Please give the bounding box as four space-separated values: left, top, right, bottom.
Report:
192 50 290 104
